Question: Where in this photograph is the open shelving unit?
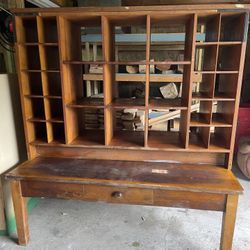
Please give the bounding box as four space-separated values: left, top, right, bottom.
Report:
14 10 248 168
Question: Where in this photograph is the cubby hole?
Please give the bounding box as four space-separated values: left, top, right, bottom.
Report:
70 107 105 145
42 17 58 43
112 80 145 108
197 14 220 42
45 46 60 70
192 73 214 99
195 45 217 71
217 45 241 71
190 101 212 126
210 126 232 150
214 73 238 99
220 13 245 42
111 15 146 63
24 45 41 70
189 126 210 149
23 72 43 96
108 108 145 147
148 109 187 148
33 122 47 143
22 17 38 43
47 72 62 96
81 18 103 62
49 99 64 121
211 101 234 126
149 64 190 109
150 14 193 62
50 123 65 144
30 98 45 119
67 64 104 107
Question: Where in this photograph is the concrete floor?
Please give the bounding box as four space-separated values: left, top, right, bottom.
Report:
0 166 250 250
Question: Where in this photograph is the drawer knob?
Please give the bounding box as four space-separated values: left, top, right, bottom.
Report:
111 191 123 198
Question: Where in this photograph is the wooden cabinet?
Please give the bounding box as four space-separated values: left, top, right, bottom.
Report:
6 5 248 249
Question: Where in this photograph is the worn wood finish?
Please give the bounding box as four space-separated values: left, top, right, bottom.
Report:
220 194 239 250
6 157 243 194
8 6 248 248
11 181 29 246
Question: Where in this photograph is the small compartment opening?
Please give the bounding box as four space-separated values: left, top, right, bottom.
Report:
217 45 241 71
33 122 47 142
197 14 220 42
148 109 187 148
192 73 214 99
70 107 105 146
190 100 212 126
195 45 217 71
23 17 38 43
43 17 58 43
47 72 62 96
30 98 45 119
214 73 238 99
49 99 64 121
109 108 145 147
220 13 245 42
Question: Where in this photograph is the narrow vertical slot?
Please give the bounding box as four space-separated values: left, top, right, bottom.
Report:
220 13 246 42
192 73 215 99
17 16 38 43
43 17 58 43
212 101 234 126
214 73 238 99
189 126 210 149
197 14 220 42
209 127 232 150
57 16 82 143
190 100 212 126
217 45 242 71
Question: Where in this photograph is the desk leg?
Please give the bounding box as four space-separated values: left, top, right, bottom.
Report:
220 194 239 250
11 180 29 245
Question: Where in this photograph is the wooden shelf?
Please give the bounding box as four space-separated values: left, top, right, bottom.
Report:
196 41 242 46
70 130 105 146
21 70 60 73
83 73 194 83
109 98 145 109
149 98 187 109
64 60 105 65
109 131 144 148
15 10 246 164
67 98 104 108
148 131 184 149
190 113 209 126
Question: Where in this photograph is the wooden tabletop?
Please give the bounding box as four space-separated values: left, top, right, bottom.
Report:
6 157 243 194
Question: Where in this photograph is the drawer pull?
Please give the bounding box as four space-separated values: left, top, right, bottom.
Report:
111 191 123 198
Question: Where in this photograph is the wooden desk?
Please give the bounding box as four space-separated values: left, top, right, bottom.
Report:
6 157 242 249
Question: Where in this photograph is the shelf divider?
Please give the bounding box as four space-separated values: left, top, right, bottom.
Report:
144 14 151 147
102 16 115 145
182 14 197 148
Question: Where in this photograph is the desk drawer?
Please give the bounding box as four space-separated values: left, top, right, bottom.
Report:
21 181 153 205
83 185 153 205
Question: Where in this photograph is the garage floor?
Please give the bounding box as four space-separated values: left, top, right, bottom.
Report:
0 166 250 250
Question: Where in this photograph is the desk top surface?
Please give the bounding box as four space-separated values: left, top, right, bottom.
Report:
6 157 243 194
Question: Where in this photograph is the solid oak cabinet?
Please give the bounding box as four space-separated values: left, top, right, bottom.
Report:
5 5 248 249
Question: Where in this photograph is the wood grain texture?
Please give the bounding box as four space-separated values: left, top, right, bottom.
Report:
6 157 242 195
220 194 239 250
11 181 29 246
